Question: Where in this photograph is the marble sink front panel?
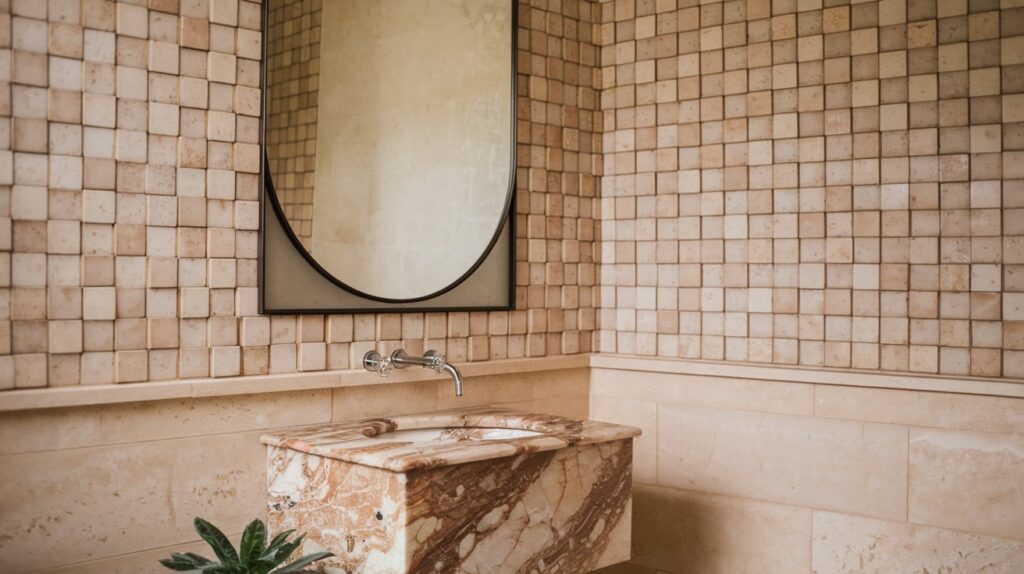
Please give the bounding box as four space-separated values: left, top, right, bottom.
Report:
261 407 641 573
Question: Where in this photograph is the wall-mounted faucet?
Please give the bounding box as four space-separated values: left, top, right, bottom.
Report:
362 349 464 397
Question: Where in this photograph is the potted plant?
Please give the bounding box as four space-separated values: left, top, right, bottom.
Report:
159 517 333 573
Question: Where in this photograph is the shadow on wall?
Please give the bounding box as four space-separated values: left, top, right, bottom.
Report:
592 484 812 574
591 485 704 574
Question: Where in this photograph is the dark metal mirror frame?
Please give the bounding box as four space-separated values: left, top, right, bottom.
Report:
257 0 517 314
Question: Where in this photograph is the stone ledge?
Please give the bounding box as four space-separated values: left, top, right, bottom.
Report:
0 354 591 413
592 354 1024 399
4 352 1022 413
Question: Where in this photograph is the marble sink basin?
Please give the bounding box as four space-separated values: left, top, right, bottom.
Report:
261 407 641 573
370 426 544 444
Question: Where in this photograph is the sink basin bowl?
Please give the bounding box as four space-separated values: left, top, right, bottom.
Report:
262 407 641 573
374 426 543 443
262 406 635 472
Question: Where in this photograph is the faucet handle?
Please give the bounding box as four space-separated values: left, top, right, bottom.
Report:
363 351 393 377
423 350 446 373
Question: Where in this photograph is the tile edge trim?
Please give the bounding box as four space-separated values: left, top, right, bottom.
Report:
590 355 1024 399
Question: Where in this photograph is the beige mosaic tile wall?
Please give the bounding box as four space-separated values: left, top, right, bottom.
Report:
0 0 601 390
594 0 1024 378
8 0 1021 387
264 0 319 247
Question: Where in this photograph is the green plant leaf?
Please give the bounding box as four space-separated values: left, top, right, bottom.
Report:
250 558 283 574
199 566 237 574
159 558 202 571
163 518 332 574
271 552 335 574
239 519 267 565
182 552 215 565
159 551 214 570
272 534 304 563
267 530 294 548
193 517 239 565
259 530 295 563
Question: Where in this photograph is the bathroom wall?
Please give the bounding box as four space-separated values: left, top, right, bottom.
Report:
590 0 1024 571
0 367 589 573
0 0 601 390
594 0 1024 378
591 361 1024 573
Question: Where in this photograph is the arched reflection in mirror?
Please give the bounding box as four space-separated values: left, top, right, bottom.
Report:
264 0 514 301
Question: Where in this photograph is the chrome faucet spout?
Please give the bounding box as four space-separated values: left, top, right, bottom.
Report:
441 362 464 397
364 349 464 397
421 350 463 397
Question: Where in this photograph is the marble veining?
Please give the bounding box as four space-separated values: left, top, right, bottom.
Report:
261 406 641 472
263 408 640 573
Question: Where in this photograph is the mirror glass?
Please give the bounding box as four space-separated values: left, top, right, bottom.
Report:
265 0 514 301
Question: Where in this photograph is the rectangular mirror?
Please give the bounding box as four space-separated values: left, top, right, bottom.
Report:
260 0 516 313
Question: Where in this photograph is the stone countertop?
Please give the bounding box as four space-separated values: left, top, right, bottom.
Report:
260 406 641 472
